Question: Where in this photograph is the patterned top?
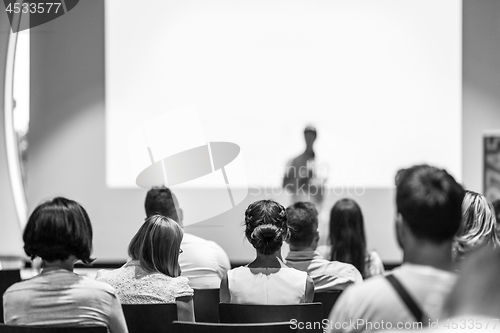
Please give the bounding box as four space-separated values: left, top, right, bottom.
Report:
96 261 193 304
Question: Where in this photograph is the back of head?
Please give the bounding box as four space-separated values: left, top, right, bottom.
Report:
128 215 183 277
23 197 94 264
244 200 288 255
453 191 500 261
492 199 500 225
445 247 500 318
286 202 319 248
396 165 464 243
328 198 366 277
145 186 180 222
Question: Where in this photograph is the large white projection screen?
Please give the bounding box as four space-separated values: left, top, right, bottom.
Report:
105 0 461 190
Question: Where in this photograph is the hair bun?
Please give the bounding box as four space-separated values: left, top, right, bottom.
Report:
250 224 283 255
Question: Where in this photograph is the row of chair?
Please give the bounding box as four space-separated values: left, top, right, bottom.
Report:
0 302 331 333
0 322 296 333
193 288 342 323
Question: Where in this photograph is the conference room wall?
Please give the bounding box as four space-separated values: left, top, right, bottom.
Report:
23 0 500 264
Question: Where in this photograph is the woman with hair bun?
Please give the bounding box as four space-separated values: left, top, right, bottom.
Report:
220 200 314 304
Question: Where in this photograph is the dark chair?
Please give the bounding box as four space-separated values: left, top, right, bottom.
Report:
172 321 296 333
313 290 343 319
0 270 21 324
219 303 322 333
193 289 220 323
0 324 106 333
122 303 177 333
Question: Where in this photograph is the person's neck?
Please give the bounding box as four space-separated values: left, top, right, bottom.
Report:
248 250 285 268
42 258 76 272
304 146 314 155
402 240 455 272
289 244 315 252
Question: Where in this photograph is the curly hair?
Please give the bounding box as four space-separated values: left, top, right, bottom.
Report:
244 200 289 255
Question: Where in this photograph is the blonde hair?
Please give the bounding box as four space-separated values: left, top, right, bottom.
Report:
128 215 183 277
453 191 500 261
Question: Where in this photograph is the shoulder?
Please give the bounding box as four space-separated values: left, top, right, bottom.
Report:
316 245 331 258
333 274 393 311
77 275 118 295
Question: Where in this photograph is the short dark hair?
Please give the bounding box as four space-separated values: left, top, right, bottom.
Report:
145 186 180 222
244 200 289 255
396 165 464 243
23 197 94 264
286 202 318 248
128 215 183 277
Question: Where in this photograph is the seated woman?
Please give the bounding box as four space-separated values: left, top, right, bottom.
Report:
453 191 500 261
96 215 194 321
3 197 128 333
317 198 384 279
220 199 314 304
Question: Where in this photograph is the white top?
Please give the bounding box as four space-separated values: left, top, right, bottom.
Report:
96 261 193 304
328 263 457 333
285 250 362 292
227 265 308 304
317 245 385 279
3 268 127 333
180 233 231 289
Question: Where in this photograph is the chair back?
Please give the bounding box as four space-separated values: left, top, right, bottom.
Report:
172 321 296 333
193 289 220 323
0 324 106 333
313 291 343 319
219 303 322 332
122 303 177 333
0 270 21 323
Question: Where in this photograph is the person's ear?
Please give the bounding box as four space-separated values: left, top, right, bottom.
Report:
178 208 184 227
395 213 405 250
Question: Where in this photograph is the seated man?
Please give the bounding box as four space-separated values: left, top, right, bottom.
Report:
327 165 465 333
285 201 362 292
145 187 231 289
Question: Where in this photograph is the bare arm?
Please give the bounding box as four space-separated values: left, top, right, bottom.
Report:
219 274 231 303
176 296 195 322
304 275 315 303
107 295 129 333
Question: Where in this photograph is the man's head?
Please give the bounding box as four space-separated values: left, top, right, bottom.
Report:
286 201 319 250
145 186 183 225
395 165 464 246
304 126 317 149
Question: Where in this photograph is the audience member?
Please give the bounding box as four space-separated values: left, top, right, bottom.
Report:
388 247 500 333
285 201 362 291
220 199 314 304
327 165 465 333
144 186 231 289
3 197 128 333
96 215 194 321
317 198 385 279
453 191 500 261
493 198 500 239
